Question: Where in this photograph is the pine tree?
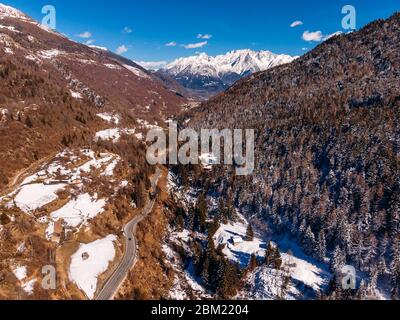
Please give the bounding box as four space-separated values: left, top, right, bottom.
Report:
367 267 378 295
338 218 352 255
246 224 254 241
357 280 368 300
299 219 307 237
206 234 216 258
194 194 208 232
377 257 387 276
388 193 400 237
303 226 316 255
175 215 184 232
290 215 299 237
248 253 258 272
265 242 275 267
330 246 346 273
25 115 33 128
390 236 400 299
273 247 283 270
279 262 291 299
216 260 239 299
208 214 220 237
316 230 327 261
201 257 210 286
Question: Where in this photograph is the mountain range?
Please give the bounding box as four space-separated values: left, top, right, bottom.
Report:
1 1 400 301
157 50 296 99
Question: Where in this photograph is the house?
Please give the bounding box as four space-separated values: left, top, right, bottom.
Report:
51 220 64 243
231 236 244 246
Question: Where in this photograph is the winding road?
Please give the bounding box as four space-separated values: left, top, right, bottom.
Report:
0 153 55 198
95 168 162 300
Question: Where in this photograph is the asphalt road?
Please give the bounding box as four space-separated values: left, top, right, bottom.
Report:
95 168 161 300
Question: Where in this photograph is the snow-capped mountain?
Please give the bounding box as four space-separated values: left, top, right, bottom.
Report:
0 3 29 19
158 49 296 98
0 2 187 117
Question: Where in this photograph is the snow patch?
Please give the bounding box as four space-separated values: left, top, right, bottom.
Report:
70 90 82 99
50 193 106 229
95 128 135 143
199 153 218 169
104 63 121 70
13 266 27 281
69 235 117 299
214 214 330 294
22 279 36 295
96 113 120 125
123 64 151 79
38 49 65 59
0 24 20 33
14 183 66 213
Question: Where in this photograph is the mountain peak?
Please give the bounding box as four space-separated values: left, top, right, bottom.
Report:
0 3 30 20
160 49 296 98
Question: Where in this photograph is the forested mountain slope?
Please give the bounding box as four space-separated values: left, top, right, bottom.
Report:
180 12 400 299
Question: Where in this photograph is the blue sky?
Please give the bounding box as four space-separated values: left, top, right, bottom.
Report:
3 0 399 65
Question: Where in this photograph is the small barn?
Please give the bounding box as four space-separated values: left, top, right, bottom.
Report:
231 236 244 246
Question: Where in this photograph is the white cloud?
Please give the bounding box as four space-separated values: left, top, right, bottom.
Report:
197 34 212 39
78 31 92 39
183 41 208 49
165 41 177 47
116 45 128 55
302 30 323 42
85 39 95 45
135 61 167 71
290 20 303 28
123 26 133 34
302 30 343 42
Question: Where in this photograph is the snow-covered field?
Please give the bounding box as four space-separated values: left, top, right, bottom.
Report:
214 214 331 298
14 183 66 213
69 235 117 299
94 128 135 142
214 216 265 267
0 149 121 242
0 146 130 298
49 193 105 229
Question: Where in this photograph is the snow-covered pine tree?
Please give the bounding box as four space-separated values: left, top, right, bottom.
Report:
265 242 275 268
303 226 316 255
330 246 346 272
317 230 327 261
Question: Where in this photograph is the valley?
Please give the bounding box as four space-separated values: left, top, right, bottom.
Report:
0 1 399 302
